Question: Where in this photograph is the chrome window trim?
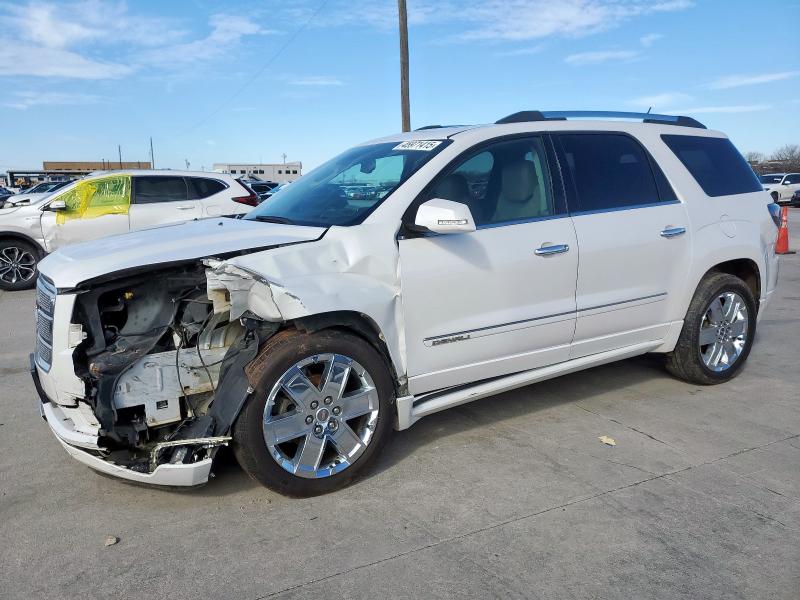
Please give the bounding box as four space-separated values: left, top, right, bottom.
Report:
569 199 681 217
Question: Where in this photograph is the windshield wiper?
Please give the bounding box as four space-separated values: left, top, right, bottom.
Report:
251 215 296 225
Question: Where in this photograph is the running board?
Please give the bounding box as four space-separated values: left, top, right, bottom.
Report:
395 341 661 430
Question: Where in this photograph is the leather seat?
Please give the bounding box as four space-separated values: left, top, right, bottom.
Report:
492 160 547 223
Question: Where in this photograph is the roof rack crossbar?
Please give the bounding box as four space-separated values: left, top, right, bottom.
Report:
495 110 706 129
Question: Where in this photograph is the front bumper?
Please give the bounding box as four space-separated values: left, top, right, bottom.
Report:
31 354 213 487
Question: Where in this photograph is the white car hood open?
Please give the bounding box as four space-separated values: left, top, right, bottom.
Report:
38 217 326 288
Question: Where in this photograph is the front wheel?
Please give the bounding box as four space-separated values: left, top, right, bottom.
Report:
0 239 39 291
665 273 756 385
233 329 394 496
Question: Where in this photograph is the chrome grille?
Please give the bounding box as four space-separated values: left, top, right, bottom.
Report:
35 276 56 372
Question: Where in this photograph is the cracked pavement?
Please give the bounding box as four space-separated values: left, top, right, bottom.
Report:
1 211 799 599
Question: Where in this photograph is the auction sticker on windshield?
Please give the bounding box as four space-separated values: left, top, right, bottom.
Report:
393 140 442 151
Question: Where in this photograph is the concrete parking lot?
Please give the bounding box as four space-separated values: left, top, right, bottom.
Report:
1 211 798 600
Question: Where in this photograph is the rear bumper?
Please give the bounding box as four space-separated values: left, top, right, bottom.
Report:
31 354 213 487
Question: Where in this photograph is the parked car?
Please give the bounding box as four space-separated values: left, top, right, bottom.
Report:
245 180 280 202
23 180 73 195
760 172 800 203
0 180 73 210
0 170 256 290
32 111 779 496
790 189 800 207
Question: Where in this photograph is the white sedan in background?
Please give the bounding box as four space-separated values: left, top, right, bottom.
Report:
760 172 800 203
0 170 258 290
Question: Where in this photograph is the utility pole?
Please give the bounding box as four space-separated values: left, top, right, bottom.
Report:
398 0 410 132
185 159 190 170
149 136 155 169
118 145 122 169
282 153 287 165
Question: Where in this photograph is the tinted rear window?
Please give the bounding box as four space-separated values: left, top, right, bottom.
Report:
187 177 226 199
558 133 662 212
661 135 762 197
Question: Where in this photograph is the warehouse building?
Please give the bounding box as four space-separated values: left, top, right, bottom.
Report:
5 160 151 188
213 162 302 183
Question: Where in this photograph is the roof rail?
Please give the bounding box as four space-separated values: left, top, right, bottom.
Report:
414 124 465 130
495 110 706 129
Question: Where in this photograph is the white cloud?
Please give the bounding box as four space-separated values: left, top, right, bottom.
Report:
639 32 663 46
0 2 268 79
495 45 545 57
308 0 692 42
628 92 693 108
140 15 269 67
4 91 106 110
565 49 639 65
289 76 344 86
706 71 800 90
0 45 133 79
665 104 772 114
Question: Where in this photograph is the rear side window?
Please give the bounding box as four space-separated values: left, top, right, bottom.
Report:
558 133 661 212
134 176 188 204
661 135 762 197
187 177 226 199
784 174 800 185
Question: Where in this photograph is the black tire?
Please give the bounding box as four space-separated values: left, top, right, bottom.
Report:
665 272 757 385
0 239 39 291
232 328 394 497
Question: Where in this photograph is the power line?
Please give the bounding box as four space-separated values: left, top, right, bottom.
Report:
178 0 331 138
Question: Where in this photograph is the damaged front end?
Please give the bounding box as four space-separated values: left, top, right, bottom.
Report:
37 260 281 486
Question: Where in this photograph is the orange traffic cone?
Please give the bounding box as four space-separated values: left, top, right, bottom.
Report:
776 206 792 255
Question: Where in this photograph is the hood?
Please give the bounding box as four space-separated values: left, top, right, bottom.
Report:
38 217 326 289
4 192 49 206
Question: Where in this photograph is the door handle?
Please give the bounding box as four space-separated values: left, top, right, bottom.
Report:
534 244 570 256
176 205 195 210
660 227 686 238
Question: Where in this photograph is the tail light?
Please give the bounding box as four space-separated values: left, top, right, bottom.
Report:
232 180 259 206
767 202 781 228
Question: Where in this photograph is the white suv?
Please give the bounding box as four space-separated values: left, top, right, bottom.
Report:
0 170 257 290
759 172 800 204
31 111 781 496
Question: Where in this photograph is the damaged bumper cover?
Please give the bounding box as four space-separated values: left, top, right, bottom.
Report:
32 354 229 487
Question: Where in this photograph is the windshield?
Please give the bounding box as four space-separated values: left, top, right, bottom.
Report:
246 140 450 227
759 174 784 184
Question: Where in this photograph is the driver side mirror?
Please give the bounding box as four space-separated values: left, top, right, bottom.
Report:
413 198 476 234
45 199 67 211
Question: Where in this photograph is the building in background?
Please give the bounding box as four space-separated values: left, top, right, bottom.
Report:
5 160 151 188
213 162 302 183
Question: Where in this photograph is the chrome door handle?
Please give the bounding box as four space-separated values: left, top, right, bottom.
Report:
534 244 569 256
176 205 195 210
660 227 686 238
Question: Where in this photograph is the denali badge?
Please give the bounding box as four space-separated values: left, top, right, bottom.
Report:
438 219 468 225
431 334 470 346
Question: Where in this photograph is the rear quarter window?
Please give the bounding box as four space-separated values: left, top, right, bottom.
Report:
661 135 762 197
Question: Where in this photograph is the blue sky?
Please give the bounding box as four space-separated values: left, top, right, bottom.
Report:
1 0 798 172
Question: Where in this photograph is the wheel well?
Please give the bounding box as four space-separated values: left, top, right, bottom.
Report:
771 191 779 201
0 233 46 257
707 259 761 303
289 311 403 395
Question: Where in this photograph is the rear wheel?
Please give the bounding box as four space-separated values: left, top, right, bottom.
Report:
665 273 756 385
233 329 394 496
0 239 39 291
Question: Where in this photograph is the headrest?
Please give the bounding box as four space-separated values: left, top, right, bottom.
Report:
501 160 536 204
435 173 470 203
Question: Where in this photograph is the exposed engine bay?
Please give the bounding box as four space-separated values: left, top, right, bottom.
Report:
69 261 279 475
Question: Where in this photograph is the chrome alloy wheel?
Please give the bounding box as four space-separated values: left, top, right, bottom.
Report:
698 291 749 372
262 353 380 479
0 246 36 285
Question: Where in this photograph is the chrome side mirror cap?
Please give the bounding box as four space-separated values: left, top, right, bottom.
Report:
414 198 476 234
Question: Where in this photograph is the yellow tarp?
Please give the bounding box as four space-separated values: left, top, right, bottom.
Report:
55 175 131 224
